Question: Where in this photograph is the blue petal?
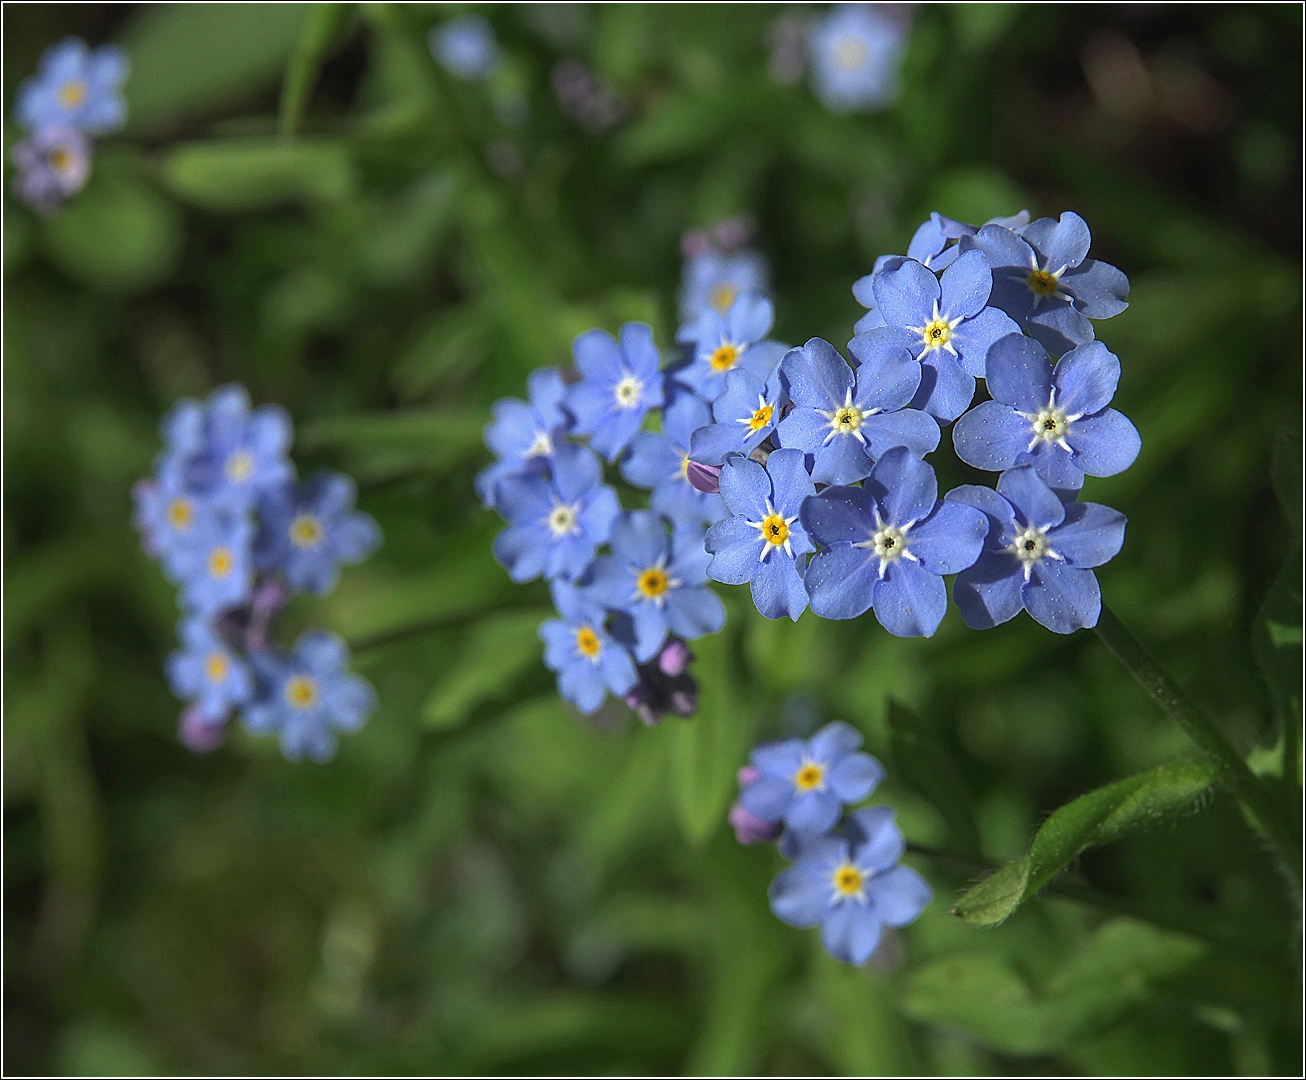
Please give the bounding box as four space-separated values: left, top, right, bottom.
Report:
847 806 904 871
1054 341 1120 417
951 305 1021 378
752 738 805 778
630 602 669 663
717 455 771 520
800 485 876 548
868 447 937 526
812 434 874 486
766 448 817 519
827 752 884 802
997 467 1067 529
559 662 607 713
1065 409 1141 478
1023 560 1101 634
726 291 774 343
781 338 854 410
808 720 863 761
665 586 727 641
572 326 622 379
938 249 992 320
610 509 669 569
867 865 932 926
1062 258 1130 318
859 408 940 462
600 643 639 695
849 338 920 411
944 483 1017 541
622 432 680 489
820 901 882 965
769 865 833 929
493 523 548 582
1024 212 1090 270
620 321 663 379
775 407 831 455
952 400 1029 472
872 559 948 638
751 549 809 621
804 543 878 620
1049 501 1126 568
294 630 348 675
872 257 939 328
334 513 381 562
985 333 1053 411
1026 304 1096 355
906 500 987 575
328 675 376 731
705 518 764 585
911 351 976 422
740 776 795 821
786 789 841 834
690 422 749 467
953 553 1026 630
551 444 602 501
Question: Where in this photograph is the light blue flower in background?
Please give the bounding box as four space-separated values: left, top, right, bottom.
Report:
430 15 499 81
15 36 129 134
808 4 910 114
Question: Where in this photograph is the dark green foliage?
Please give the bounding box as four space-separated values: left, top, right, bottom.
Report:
4 3 1301 1075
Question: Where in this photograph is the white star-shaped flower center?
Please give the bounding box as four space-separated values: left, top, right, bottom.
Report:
907 299 963 358
1018 389 1082 454
525 429 553 459
546 502 581 538
1007 525 1064 582
613 373 643 409
854 511 919 578
819 387 880 445
746 499 798 560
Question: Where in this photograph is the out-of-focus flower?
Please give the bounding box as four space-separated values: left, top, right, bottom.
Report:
948 467 1126 634
622 388 727 530
15 37 129 134
10 125 91 213
564 323 666 462
430 15 499 81
540 581 639 715
730 766 786 844
476 367 573 513
244 632 376 763
689 367 786 467
173 512 255 618
185 385 295 514
552 58 625 132
166 618 255 723
679 248 771 324
807 4 910 114
676 292 786 401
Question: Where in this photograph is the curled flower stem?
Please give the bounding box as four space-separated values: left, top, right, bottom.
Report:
1093 604 1301 891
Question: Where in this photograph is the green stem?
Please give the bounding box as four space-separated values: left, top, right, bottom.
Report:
1093 605 1300 888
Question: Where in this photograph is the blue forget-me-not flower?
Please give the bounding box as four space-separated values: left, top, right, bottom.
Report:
675 291 787 401
429 15 499 81
679 247 770 323
739 720 884 835
948 466 1127 634
769 805 931 965
245 631 376 763
16 37 129 134
173 511 255 617
705 448 815 621
11 125 91 213
801 447 987 637
688 366 786 467
539 581 640 715
256 471 382 595
492 443 620 582
565 323 666 462
165 618 255 724
589 510 727 663
476 366 573 513
807 3 909 114
187 385 295 513
621 388 727 530
775 337 939 484
952 334 1141 490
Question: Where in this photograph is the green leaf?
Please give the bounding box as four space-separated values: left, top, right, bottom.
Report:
160 138 354 211
888 698 981 856
295 407 486 480
279 3 352 136
903 919 1205 1055
422 610 551 730
953 756 1219 926
121 3 308 132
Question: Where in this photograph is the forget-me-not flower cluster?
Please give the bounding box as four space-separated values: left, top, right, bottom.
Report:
11 37 129 214
134 385 381 761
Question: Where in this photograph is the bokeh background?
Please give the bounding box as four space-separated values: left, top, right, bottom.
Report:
4 3 1301 1075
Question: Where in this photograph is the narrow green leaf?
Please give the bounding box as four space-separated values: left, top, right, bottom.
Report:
160 138 354 211
953 756 1218 926
279 3 352 136
422 609 550 730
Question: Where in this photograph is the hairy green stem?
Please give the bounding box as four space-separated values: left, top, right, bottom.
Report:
1093 605 1300 888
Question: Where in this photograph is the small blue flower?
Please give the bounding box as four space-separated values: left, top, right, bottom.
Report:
172 511 255 617
429 15 499 81
15 37 129 134
476 367 573 513
255 472 381 595
165 618 254 722
948 467 1127 634
187 385 295 513
801 447 987 637
856 249 1022 420
588 510 727 663
807 3 909 114
679 247 770 323
740 721 884 835
492 443 620 582
539 581 639 714
132 458 212 577
774 337 939 484
960 211 1129 354
952 334 1141 490
11 125 90 214
564 323 666 462
769 805 931 965
244 631 376 762
675 291 787 400
621 388 727 530
852 211 1031 333
705 448 815 621
688 366 787 467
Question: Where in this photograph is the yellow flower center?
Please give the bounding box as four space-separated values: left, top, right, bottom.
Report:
709 343 740 372
205 652 228 683
637 567 670 598
748 404 774 431
762 513 789 547
47 147 72 172
833 863 865 897
167 498 194 530
575 625 601 658
58 80 87 108
226 452 254 482
920 318 953 351
285 675 317 710
1026 268 1060 297
208 547 234 579
831 405 863 434
795 762 825 791
709 283 738 312
290 514 324 549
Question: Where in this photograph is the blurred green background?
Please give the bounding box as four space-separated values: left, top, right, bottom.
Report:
3 3 1301 1075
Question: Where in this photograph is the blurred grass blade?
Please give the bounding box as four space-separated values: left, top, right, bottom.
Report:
422 609 551 730
279 3 352 136
953 756 1218 926
161 138 354 211
888 698 981 856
